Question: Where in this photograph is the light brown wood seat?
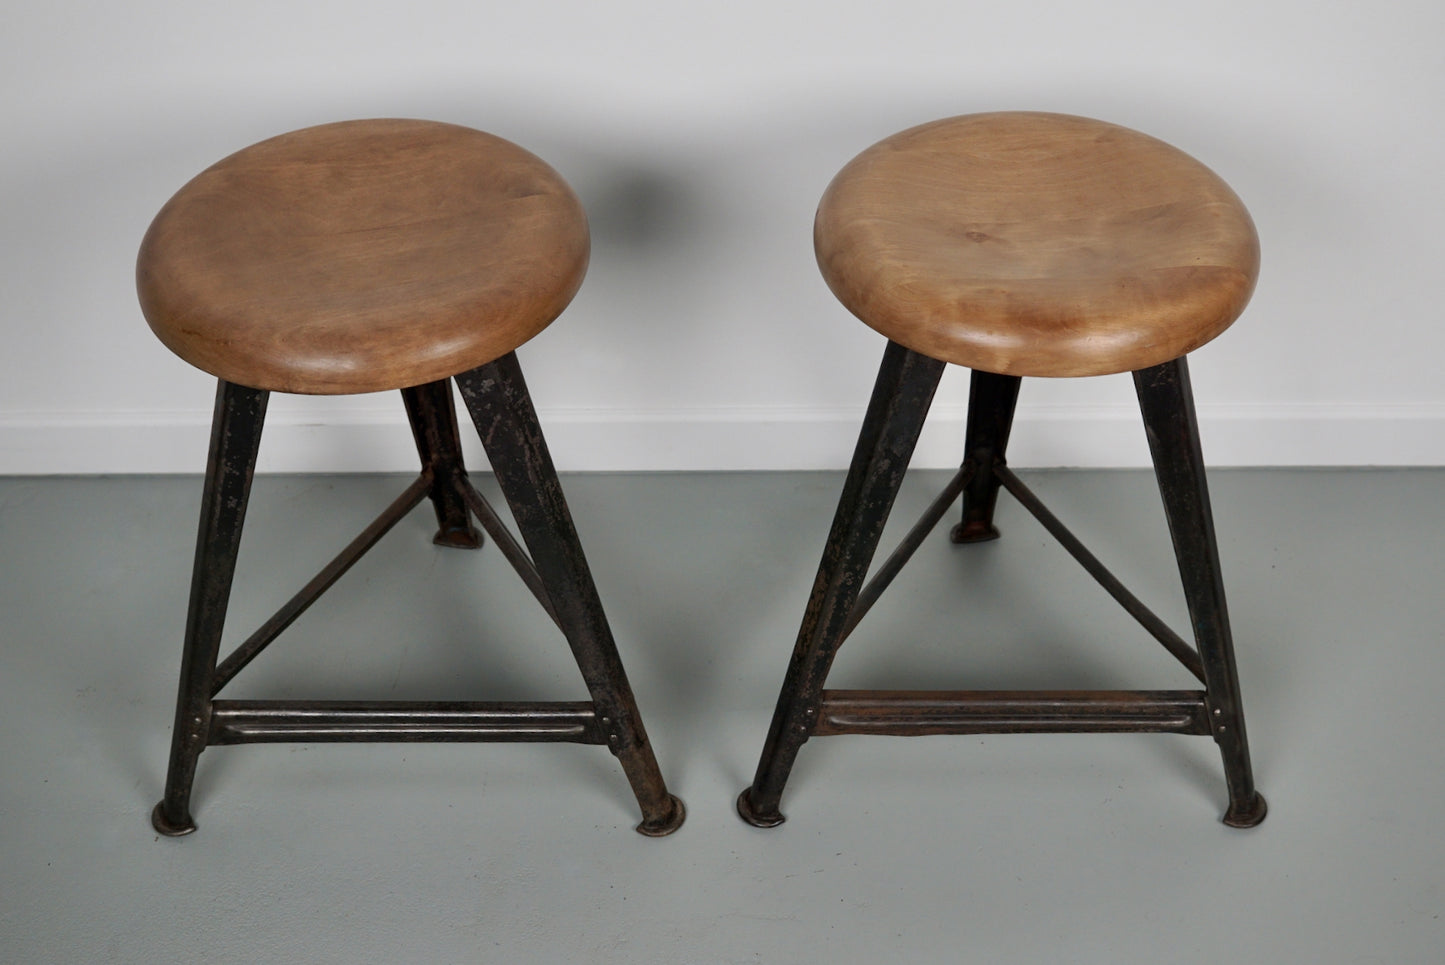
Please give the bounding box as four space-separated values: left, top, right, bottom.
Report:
137 119 590 394
814 112 1259 377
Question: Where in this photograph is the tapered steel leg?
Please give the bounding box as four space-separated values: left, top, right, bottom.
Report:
402 380 483 549
951 370 1022 543
739 342 946 827
455 353 685 836
1135 357 1266 828
152 380 268 835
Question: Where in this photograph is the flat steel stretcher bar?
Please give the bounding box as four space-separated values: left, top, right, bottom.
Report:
812 689 1211 736
208 700 606 744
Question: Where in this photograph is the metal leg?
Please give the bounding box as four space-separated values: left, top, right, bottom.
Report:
739 341 946 827
951 369 1021 543
454 353 685 836
402 380 483 549
1135 357 1266 828
152 380 268 836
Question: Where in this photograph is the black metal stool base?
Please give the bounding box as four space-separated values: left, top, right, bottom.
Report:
153 353 683 836
741 341 1265 830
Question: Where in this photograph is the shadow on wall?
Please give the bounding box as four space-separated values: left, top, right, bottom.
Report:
586 167 697 252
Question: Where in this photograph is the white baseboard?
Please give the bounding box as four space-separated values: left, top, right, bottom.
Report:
2 403 1442 474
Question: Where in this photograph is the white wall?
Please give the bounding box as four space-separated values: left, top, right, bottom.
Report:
3 1 1442 472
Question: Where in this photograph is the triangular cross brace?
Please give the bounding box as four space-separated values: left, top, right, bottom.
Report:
210 473 558 697
841 461 1207 684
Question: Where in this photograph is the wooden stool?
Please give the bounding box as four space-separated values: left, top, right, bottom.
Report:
139 119 684 836
738 112 1267 829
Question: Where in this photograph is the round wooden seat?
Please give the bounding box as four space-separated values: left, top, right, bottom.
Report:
814 112 1260 377
137 119 590 394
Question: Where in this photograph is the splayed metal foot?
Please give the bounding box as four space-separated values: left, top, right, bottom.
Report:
635 794 687 837
1223 792 1267 828
736 787 786 828
151 802 197 837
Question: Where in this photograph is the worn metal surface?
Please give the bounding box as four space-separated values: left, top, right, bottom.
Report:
813 690 1211 736
739 341 946 827
456 353 685 836
1135 357 1266 827
458 481 561 629
951 369 1021 543
153 380 268 836
402 379 484 548
208 700 605 744
153 360 685 838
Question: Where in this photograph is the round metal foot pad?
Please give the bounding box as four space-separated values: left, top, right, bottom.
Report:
151 802 197 837
950 521 1001 544
736 788 786 828
635 794 686 837
433 527 483 550
1222 792 1268 829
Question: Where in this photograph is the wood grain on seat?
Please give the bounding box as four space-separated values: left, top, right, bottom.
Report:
138 119 590 394
814 112 1259 377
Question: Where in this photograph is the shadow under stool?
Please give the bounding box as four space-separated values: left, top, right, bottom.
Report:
738 112 1267 830
138 119 684 837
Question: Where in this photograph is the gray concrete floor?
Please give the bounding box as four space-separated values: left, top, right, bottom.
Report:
1 468 1441 963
